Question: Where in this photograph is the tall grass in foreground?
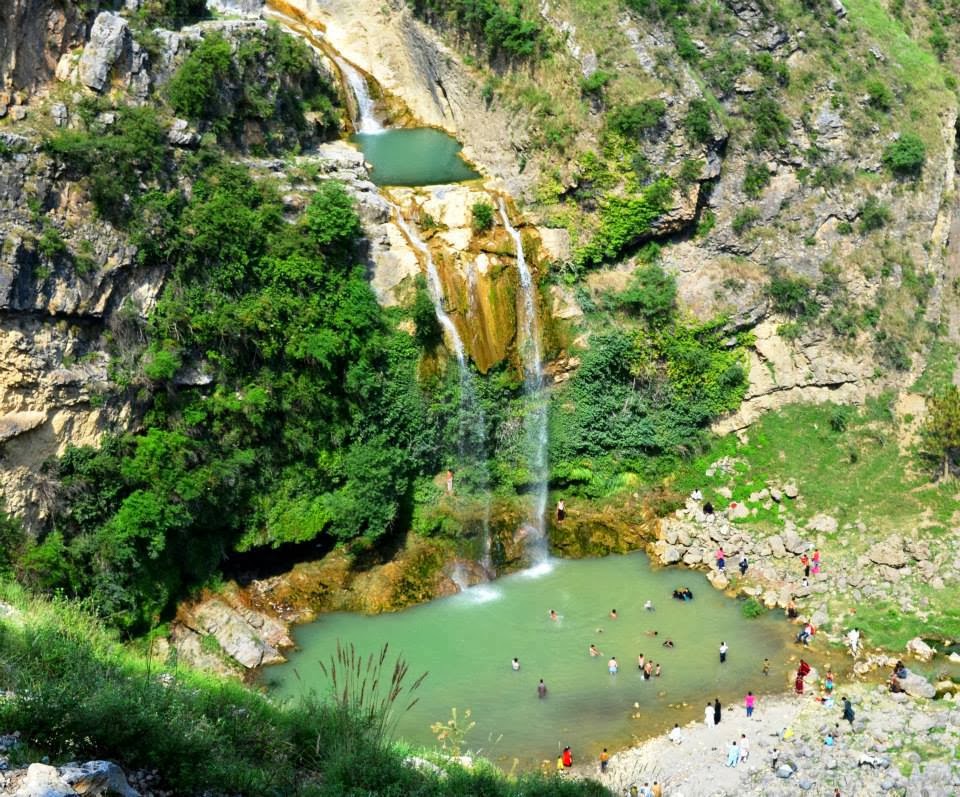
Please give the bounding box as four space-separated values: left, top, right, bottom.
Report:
0 582 610 796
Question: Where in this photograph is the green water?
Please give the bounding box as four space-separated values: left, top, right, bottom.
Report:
265 554 797 768
352 129 480 186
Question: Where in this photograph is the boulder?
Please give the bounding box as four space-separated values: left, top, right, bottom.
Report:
79 13 129 92
899 671 936 699
776 764 795 778
168 118 199 147
783 481 799 498
867 537 907 568
770 486 783 502
707 570 729 590
807 513 837 534
767 534 787 557
728 502 749 520
683 547 703 565
656 542 682 565
59 761 139 797
905 637 935 662
14 763 75 797
783 528 806 555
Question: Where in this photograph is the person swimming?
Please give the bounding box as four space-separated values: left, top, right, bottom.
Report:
662 639 675 648
644 630 659 637
610 609 618 620
672 588 693 601
589 644 601 657
549 609 558 621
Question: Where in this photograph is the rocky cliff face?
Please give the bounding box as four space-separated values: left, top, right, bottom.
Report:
0 0 85 108
0 141 158 526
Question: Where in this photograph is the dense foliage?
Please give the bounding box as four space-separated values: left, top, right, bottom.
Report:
882 133 926 177
166 27 339 149
407 0 548 62
26 156 446 632
551 269 748 483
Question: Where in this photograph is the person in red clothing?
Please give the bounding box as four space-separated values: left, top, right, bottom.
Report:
800 553 810 578
562 746 573 767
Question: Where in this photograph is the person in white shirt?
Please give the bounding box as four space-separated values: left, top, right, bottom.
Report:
738 733 750 762
847 627 861 656
719 641 729 663
668 723 685 744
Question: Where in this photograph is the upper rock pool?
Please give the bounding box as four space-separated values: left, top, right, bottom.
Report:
264 553 802 769
352 128 480 186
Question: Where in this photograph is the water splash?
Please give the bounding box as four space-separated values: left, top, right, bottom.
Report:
336 57 383 134
392 204 492 570
498 199 549 565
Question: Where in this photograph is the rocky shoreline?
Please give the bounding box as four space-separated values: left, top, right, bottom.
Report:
570 681 960 796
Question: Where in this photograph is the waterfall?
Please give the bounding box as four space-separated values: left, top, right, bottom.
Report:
392 206 493 570
336 57 383 134
498 199 549 565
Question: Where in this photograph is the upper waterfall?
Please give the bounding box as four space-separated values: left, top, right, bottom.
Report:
336 57 382 134
498 199 549 565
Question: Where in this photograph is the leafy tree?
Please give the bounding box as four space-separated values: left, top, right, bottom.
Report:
471 201 494 233
882 133 925 177
742 162 771 198
412 276 442 348
683 100 713 143
167 33 233 121
616 263 677 325
865 80 893 111
607 99 667 139
859 195 891 232
921 387 960 479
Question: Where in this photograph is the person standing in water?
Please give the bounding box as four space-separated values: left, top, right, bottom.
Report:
714 698 722 725
599 748 609 773
512 657 520 671
637 653 645 670
610 608 618 620
763 658 770 676
719 641 729 663
537 679 547 698
643 661 653 680
608 656 619 674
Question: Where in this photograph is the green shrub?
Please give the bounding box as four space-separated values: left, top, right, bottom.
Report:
741 597 765 618
859 195 891 232
678 157 703 186
929 23 949 60
134 0 206 28
580 69 613 95
882 133 925 177
471 201 494 232
746 95 790 150
683 99 713 143
742 162 770 199
167 33 233 121
837 221 853 234
607 98 667 139
731 206 760 234
36 225 67 259
412 275 442 348
142 345 182 382
767 271 820 320
616 263 677 325
576 177 674 265
865 79 893 111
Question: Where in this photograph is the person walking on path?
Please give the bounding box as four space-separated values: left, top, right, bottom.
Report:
847 627 861 656
770 747 780 772
842 696 855 726
704 703 714 727
715 547 726 572
745 691 756 717
599 748 609 773
812 547 821 575
800 552 810 578
719 641 729 663
651 782 663 797
739 733 750 763
738 552 748 576
537 679 547 698
714 697 722 726
725 740 739 767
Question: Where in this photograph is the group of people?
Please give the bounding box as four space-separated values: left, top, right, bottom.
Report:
671 588 693 601
713 547 750 577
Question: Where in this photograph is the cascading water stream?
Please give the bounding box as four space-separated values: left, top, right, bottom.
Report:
498 199 549 566
335 57 383 134
392 207 493 571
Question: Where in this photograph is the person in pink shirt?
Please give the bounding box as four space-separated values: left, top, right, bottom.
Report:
745 691 756 717
812 548 822 575
715 547 726 572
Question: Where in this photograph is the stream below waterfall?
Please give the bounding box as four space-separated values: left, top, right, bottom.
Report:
264 553 806 770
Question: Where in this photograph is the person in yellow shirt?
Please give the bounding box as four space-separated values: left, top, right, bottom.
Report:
651 782 663 797
599 747 609 773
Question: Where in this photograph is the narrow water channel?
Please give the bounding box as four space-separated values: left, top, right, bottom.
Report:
264 553 799 769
